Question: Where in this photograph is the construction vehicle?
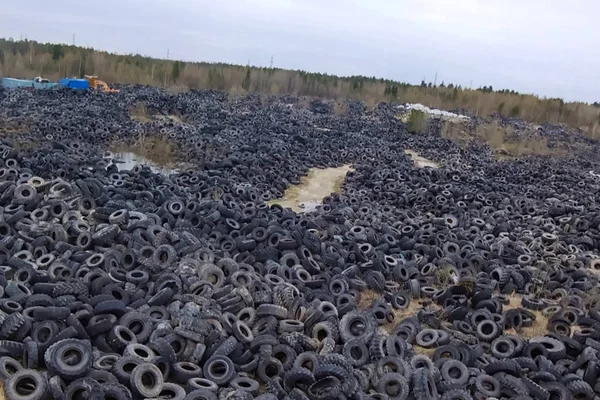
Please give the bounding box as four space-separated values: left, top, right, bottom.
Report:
85 75 119 93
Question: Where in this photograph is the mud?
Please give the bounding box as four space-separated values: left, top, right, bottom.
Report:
270 165 354 212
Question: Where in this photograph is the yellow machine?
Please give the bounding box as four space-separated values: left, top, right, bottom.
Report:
85 75 119 93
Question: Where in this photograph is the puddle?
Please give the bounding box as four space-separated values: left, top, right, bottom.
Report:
270 165 354 212
405 150 440 169
108 151 180 175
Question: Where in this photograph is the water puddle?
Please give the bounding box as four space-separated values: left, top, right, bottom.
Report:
108 151 180 175
270 165 354 212
404 150 440 169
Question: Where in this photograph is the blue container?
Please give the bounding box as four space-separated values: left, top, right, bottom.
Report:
1 77 58 89
59 78 90 90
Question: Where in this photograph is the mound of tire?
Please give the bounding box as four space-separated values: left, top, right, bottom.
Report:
0 86 599 399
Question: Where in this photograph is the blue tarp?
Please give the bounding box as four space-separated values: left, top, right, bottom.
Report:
1 77 58 89
59 78 90 90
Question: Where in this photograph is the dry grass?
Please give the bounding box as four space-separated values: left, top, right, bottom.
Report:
294 97 312 110
166 85 190 94
129 103 152 123
358 289 427 333
475 123 562 157
504 294 550 339
413 345 436 358
5 39 600 131
441 120 472 147
333 102 349 116
110 134 178 166
358 289 379 310
441 120 566 158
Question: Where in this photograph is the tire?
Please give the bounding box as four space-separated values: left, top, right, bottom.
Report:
0 356 22 380
415 329 439 347
183 389 218 400
412 368 439 400
308 376 342 400
129 363 164 398
440 389 472 400
4 369 48 400
342 339 370 367
171 362 203 383
44 338 92 380
440 360 468 386
202 356 235 385
376 373 409 400
91 383 132 400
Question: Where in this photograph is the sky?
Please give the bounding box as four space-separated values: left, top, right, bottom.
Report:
1 0 598 102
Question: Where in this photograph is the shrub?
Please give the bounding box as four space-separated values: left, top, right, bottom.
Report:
406 110 428 134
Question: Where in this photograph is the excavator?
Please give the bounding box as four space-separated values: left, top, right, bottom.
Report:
85 75 119 93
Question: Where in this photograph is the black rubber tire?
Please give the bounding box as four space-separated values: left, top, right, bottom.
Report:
440 360 469 386
171 361 203 384
474 374 500 397
440 389 473 400
44 338 92 380
376 373 409 400
342 339 370 367
183 389 218 400
412 368 438 400
186 378 219 393
5 369 49 400
91 383 132 400
0 356 22 380
202 356 235 385
308 376 342 400
129 363 164 398
112 356 143 385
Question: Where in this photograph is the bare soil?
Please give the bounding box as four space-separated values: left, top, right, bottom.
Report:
269 165 354 212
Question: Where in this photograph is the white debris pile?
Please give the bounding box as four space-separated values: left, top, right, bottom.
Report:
398 103 470 121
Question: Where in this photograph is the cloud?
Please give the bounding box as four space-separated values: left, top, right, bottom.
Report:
0 0 598 102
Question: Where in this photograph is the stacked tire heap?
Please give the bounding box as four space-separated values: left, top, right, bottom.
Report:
0 87 599 399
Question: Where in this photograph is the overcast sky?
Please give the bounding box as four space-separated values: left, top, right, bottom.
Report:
1 0 598 102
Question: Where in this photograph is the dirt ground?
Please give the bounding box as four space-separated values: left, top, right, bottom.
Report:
269 165 354 212
404 150 440 168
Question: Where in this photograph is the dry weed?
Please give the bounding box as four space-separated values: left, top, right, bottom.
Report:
129 103 152 123
333 102 349 116
474 122 565 158
504 294 549 339
441 120 471 147
358 290 428 333
166 85 190 94
295 97 312 110
413 345 436 358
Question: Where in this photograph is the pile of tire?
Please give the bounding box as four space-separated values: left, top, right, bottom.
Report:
0 87 598 399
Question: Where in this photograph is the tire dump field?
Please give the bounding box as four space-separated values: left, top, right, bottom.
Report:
1 86 600 400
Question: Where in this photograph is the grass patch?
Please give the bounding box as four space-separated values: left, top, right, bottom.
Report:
406 109 428 134
129 103 152 123
504 294 550 339
441 120 566 158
